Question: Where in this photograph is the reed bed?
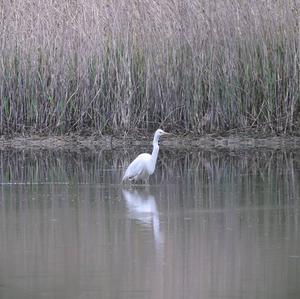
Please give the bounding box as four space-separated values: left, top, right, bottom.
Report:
0 0 299 135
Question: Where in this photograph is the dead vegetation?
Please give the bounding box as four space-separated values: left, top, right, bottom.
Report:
0 0 299 135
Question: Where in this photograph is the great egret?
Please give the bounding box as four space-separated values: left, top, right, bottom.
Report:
122 129 170 183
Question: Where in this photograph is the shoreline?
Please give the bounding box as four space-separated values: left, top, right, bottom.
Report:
1 133 300 150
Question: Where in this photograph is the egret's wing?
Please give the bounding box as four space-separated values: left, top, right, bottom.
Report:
122 154 150 181
123 158 144 181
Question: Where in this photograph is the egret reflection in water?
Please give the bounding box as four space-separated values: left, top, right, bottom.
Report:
122 188 163 246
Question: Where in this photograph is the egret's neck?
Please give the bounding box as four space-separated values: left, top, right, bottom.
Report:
151 139 160 164
151 131 161 165
153 131 160 145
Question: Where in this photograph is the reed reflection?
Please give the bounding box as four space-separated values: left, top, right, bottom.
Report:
0 147 299 299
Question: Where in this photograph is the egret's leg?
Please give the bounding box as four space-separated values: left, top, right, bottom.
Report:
128 178 135 187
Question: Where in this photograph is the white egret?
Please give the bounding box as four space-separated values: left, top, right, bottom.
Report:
122 129 170 183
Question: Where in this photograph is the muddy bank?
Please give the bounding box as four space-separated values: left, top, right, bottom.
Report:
1 133 300 150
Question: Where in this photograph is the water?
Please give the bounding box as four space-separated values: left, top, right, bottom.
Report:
0 147 299 299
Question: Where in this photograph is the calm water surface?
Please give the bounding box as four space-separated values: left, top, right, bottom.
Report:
0 147 299 299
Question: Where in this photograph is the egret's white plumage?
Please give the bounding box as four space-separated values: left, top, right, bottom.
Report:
122 129 169 183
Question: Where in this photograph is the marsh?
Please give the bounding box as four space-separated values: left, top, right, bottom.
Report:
0 147 299 299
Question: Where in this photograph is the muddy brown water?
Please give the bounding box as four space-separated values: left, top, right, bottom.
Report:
0 147 299 299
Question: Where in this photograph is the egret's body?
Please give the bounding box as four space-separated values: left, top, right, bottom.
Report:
122 129 169 183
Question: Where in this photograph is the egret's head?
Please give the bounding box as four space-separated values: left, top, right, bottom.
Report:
156 128 169 137
153 128 170 144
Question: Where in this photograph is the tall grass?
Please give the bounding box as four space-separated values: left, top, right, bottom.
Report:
0 0 299 135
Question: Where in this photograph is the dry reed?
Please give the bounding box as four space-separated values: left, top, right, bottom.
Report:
0 0 299 135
